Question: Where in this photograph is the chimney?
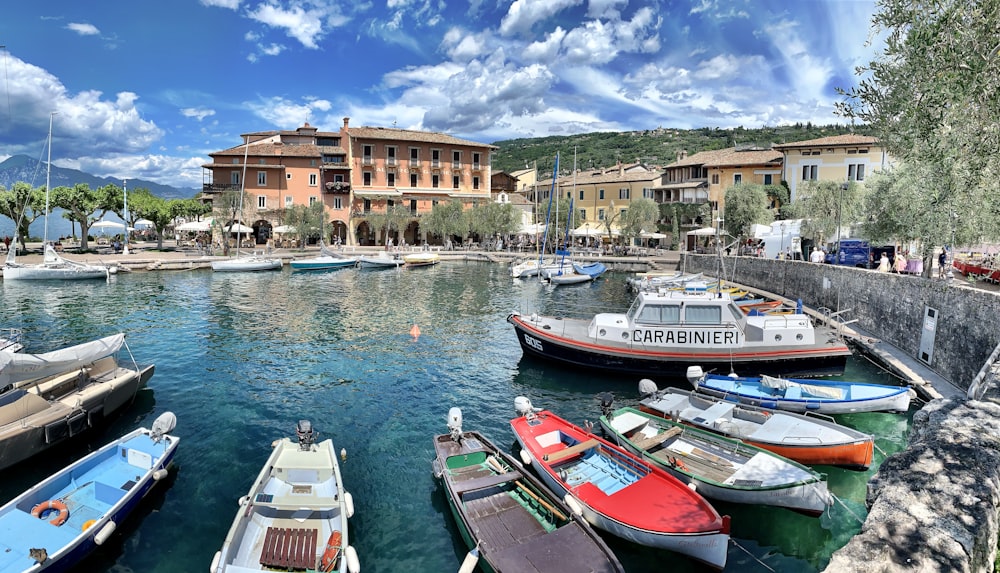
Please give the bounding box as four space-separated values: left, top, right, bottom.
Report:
343 117 350 129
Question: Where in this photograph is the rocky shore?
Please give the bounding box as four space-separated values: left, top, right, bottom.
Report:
823 398 1000 572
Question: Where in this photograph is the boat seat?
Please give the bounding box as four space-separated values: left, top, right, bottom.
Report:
544 439 600 463
784 386 802 399
260 526 318 571
631 426 682 450
691 402 736 429
452 471 523 494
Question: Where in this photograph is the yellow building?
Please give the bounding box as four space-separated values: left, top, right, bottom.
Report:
529 162 663 227
202 119 496 246
773 134 894 201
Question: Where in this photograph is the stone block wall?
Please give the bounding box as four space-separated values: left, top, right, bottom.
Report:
684 254 1000 390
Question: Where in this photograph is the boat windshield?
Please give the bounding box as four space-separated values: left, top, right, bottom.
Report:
633 303 680 325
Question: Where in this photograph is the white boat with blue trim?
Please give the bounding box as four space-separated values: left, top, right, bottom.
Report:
0 412 178 573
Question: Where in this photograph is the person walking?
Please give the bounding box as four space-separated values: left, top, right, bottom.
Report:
938 250 948 279
895 251 908 274
810 248 825 263
877 252 890 272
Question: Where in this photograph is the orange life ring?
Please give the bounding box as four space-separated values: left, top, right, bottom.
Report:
31 500 69 526
319 530 343 572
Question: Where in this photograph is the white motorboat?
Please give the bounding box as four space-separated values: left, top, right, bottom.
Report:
0 328 24 353
211 420 359 573
290 243 357 272
212 253 282 272
357 251 404 270
0 333 155 471
403 251 440 267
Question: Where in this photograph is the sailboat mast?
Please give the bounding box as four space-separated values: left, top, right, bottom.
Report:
236 135 250 257
43 111 55 245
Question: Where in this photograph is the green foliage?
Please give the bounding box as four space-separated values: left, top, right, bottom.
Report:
51 183 111 250
837 0 1000 254
0 182 44 251
284 202 326 247
619 197 659 243
723 184 774 239
422 200 469 241
468 201 520 238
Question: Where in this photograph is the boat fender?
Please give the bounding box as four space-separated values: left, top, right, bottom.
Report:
519 449 532 466
94 521 116 545
153 468 169 481
271 439 281 448
563 494 584 516
238 495 248 506
210 551 222 572
687 482 697 492
340 447 347 462
344 492 355 518
458 545 480 573
31 500 69 526
345 545 360 573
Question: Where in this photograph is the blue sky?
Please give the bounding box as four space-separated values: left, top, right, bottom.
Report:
0 0 882 190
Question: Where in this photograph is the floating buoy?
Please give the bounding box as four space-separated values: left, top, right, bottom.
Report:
340 447 347 462
458 545 480 573
409 324 421 339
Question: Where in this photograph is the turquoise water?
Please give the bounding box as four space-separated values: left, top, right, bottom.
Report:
0 263 912 572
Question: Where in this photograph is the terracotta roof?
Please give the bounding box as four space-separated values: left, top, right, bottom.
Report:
772 134 880 149
535 163 663 187
347 126 497 149
210 142 346 158
666 147 782 168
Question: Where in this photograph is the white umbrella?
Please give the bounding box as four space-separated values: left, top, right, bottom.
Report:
224 223 254 234
134 218 155 228
640 230 667 239
687 227 719 236
518 223 546 235
176 220 212 232
92 220 125 230
273 224 296 234
572 222 620 237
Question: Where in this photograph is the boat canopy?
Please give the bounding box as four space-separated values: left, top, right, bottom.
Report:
0 334 125 388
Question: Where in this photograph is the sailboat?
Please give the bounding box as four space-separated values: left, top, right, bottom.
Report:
211 136 281 273
3 113 109 281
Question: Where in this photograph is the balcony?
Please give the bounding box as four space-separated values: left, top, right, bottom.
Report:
362 156 373 166
203 183 240 192
324 181 351 194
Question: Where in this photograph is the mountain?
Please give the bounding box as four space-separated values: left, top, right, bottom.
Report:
0 155 199 200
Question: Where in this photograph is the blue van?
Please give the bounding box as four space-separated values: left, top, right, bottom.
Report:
825 239 895 268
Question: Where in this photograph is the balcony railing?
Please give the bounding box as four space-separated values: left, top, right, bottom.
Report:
203 183 240 192
362 156 373 165
324 182 351 194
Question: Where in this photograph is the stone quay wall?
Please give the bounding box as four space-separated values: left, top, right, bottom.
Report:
684 254 1000 391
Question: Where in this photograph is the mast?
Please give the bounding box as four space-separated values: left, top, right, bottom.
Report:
537 153 559 272
236 135 250 257
43 111 55 245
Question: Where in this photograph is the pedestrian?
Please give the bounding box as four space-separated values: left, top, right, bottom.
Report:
810 248 824 263
877 252 890 272
938 250 948 278
895 251 907 273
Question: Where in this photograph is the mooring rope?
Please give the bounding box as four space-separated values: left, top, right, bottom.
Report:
730 539 776 572
831 492 865 525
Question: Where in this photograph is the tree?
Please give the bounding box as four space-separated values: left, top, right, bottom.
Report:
0 182 45 253
422 200 469 246
659 202 710 250
384 204 414 246
837 0 1000 265
213 189 252 253
786 180 867 248
619 197 659 246
723 184 774 241
51 183 110 251
284 202 325 248
468 201 519 244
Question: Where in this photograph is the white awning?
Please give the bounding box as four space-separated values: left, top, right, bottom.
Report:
686 227 719 236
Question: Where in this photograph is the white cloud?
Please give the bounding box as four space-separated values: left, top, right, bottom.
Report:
200 0 241 9
586 0 626 19
560 7 659 65
247 4 325 49
522 27 567 62
500 0 583 37
441 27 493 61
181 108 217 121
246 96 333 127
66 23 100 36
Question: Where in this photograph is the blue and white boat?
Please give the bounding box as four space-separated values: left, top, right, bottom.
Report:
688 366 913 414
0 412 179 573
290 244 358 272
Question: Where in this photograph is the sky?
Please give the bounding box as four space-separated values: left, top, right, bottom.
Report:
0 0 883 191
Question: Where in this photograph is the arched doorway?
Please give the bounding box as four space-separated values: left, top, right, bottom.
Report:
355 221 373 246
252 219 271 245
329 220 348 245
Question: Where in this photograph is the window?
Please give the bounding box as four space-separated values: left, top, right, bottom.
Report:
472 152 481 168
685 305 721 325
363 199 371 213
309 173 317 186
472 176 480 190
801 165 817 180
388 172 396 187
764 174 773 185
619 188 630 200
599 188 605 200
579 189 585 200
431 149 441 167
259 159 266 165
363 145 373 164
334 197 342 209
432 174 439 188
308 196 317 206
733 173 742 185
284 195 293 207
410 199 418 213
410 173 418 187
636 305 680 325
286 173 292 180
363 171 372 186
257 195 266 209
232 158 239 164
410 148 419 165
387 146 397 166
848 164 866 181
452 175 459 189
598 208 605 220
711 174 719 185
452 150 461 167
578 209 586 221
643 187 653 199
334 174 343 183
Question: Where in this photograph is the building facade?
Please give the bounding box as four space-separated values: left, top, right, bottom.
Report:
202 119 496 246
773 134 893 202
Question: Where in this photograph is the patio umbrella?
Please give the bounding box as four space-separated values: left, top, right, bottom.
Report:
224 223 254 234
134 218 155 228
92 220 125 231
273 225 295 234
176 219 212 232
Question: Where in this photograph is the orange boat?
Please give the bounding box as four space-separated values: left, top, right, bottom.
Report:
637 383 874 471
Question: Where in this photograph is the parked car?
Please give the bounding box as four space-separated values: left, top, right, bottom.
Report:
825 239 895 269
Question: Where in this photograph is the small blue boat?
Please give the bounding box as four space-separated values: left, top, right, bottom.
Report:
290 255 358 272
572 262 607 279
687 366 913 414
0 412 179 573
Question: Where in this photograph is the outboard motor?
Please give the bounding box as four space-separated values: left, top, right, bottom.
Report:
296 420 317 450
447 407 463 442
637 378 659 398
598 392 615 419
514 396 540 418
150 412 177 443
686 366 705 385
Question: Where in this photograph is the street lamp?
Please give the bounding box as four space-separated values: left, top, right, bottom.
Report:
122 178 130 255
838 182 848 265
780 222 786 260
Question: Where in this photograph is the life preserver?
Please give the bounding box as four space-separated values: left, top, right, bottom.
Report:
319 530 343 572
669 457 689 471
82 519 97 531
31 500 69 526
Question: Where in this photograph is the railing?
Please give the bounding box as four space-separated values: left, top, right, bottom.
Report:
203 183 240 192
324 182 351 193
362 156 373 165
387 158 397 166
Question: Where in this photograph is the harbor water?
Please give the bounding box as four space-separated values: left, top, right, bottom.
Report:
0 262 912 572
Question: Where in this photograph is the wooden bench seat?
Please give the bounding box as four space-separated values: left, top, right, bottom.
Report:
260 526 318 570
544 438 600 463
631 426 683 451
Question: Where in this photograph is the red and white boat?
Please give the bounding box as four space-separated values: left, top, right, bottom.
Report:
637 382 875 470
510 398 730 570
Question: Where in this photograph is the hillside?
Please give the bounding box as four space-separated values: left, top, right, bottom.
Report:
490 123 873 176
0 155 199 200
